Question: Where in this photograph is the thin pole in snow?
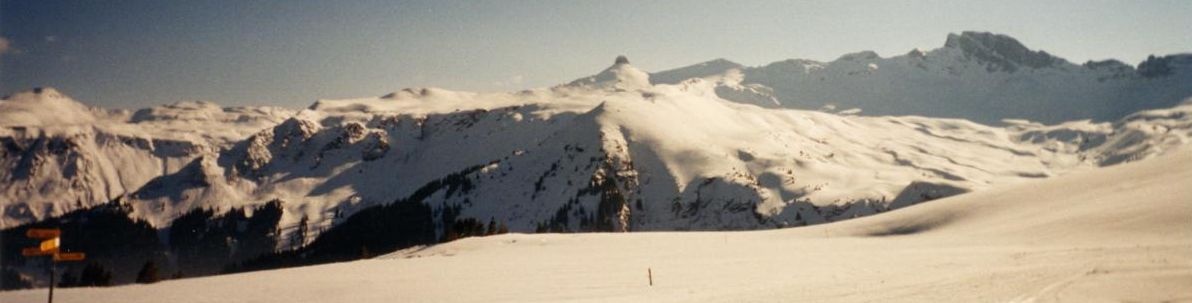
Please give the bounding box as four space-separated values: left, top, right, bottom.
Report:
47 260 54 303
648 268 653 286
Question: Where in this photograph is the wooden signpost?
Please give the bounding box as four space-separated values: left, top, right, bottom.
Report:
54 253 86 262
21 247 54 256
22 228 85 303
26 228 61 239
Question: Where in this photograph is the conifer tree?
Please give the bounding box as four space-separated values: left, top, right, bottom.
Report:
78 262 112 287
59 270 79 287
136 260 159 284
292 215 310 250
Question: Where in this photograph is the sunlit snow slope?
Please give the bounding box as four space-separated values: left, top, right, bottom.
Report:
3 58 1191 243
4 148 1187 303
0 88 292 225
3 32 1191 243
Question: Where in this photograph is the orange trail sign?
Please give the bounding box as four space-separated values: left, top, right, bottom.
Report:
26 228 60 239
21 247 55 256
40 237 60 252
54 252 85 262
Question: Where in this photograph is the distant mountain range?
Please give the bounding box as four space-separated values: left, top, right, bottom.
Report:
651 31 1192 125
2 31 1190 284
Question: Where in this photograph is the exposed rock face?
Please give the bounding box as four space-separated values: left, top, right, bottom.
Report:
1084 59 1132 72
228 117 321 177
944 31 1063 72
1136 54 1192 78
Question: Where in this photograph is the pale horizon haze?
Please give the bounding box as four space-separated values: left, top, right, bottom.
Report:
2 0 1190 109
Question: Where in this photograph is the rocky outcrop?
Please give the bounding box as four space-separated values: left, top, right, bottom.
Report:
944 31 1063 72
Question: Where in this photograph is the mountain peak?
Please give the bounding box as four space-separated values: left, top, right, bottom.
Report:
614 55 630 65
837 51 881 62
944 31 1063 72
565 56 651 90
944 31 1022 50
2 87 66 101
0 87 98 127
31 86 63 97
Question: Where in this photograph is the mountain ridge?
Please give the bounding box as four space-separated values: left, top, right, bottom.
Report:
2 39 1190 286
3 81 1189 232
2 31 1190 246
652 31 1192 124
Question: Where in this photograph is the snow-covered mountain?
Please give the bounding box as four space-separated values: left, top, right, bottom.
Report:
4 145 1188 302
0 88 292 226
654 31 1192 125
2 32 1191 246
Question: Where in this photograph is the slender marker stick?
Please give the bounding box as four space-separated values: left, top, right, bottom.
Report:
48 260 54 303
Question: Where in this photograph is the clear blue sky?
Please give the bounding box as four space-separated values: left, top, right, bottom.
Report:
2 0 1190 109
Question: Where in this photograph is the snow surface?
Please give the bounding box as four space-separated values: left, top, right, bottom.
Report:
3 148 1188 302
0 88 106 127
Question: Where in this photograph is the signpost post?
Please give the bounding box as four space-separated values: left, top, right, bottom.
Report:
22 228 85 303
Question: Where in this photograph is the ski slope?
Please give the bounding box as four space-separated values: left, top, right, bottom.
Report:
4 148 1188 302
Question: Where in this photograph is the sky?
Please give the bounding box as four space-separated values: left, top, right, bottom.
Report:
1 0 1190 109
